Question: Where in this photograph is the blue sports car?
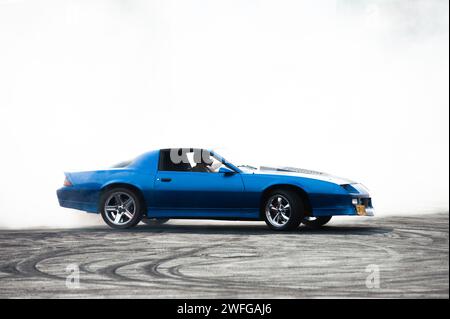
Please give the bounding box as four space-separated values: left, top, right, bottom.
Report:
57 148 374 231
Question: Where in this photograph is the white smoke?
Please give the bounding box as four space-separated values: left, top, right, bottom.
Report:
0 0 448 228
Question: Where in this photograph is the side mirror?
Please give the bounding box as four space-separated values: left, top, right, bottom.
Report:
219 167 236 175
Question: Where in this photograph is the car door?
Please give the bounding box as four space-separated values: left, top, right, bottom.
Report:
152 170 245 213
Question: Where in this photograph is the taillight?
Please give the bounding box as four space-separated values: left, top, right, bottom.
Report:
63 177 72 187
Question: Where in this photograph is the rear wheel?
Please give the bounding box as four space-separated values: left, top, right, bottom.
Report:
263 189 304 231
302 216 332 229
100 188 143 229
141 218 169 225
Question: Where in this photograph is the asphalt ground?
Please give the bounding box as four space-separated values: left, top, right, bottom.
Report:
0 212 448 298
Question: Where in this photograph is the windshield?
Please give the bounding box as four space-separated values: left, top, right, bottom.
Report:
210 150 259 173
209 150 242 172
238 164 257 170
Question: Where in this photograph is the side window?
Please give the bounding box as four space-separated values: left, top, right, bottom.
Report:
158 148 229 173
158 149 192 172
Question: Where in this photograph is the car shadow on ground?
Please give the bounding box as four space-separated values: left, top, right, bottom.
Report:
73 222 393 236
0 222 393 237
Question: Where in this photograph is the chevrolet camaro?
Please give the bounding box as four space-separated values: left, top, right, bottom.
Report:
57 148 374 231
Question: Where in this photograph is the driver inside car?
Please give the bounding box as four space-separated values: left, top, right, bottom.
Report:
191 156 212 172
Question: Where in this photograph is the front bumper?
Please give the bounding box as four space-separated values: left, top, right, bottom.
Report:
310 183 375 217
355 204 375 216
353 197 375 216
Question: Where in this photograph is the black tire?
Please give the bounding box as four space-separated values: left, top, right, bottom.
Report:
141 218 169 225
100 187 143 229
262 189 304 231
302 216 332 229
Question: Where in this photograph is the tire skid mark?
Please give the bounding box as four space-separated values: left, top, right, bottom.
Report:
15 249 72 280
98 258 158 282
144 245 219 279
0 214 448 298
166 259 304 294
165 253 377 292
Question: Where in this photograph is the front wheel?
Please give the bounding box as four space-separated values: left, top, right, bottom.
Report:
100 188 143 229
263 190 304 231
302 216 332 229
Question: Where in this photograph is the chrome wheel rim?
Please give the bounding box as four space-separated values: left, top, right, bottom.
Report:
265 194 291 227
104 192 136 225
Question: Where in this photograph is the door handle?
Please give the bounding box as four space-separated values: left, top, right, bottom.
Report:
160 178 172 182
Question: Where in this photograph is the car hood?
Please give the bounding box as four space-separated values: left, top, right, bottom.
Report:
251 166 356 185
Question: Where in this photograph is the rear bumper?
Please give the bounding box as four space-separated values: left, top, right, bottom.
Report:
57 187 98 213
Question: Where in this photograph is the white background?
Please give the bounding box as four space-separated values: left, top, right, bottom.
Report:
0 0 448 228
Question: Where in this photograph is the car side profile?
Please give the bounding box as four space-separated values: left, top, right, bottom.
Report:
57 148 374 231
